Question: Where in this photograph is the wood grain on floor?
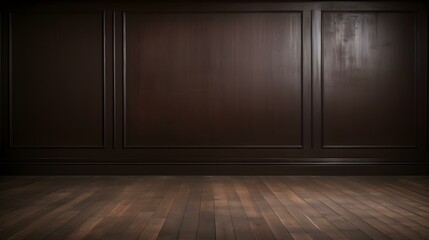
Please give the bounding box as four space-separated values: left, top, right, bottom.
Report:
0 176 428 240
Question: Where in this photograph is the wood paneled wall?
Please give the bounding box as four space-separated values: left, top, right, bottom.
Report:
0 1 428 174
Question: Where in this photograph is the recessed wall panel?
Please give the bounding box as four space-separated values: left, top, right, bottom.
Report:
124 13 303 147
10 13 104 147
322 12 416 147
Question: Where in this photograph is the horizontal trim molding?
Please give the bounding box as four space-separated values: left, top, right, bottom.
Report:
322 145 417 149
2 162 427 175
2 158 428 165
122 145 304 149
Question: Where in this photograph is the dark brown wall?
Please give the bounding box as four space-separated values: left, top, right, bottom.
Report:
1 2 428 174
10 12 104 147
125 12 302 147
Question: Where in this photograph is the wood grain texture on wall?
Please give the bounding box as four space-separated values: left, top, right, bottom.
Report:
0 1 427 174
9 12 105 148
124 12 302 147
322 12 416 148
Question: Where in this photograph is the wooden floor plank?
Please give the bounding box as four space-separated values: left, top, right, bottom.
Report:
317 177 412 240
296 177 392 240
233 177 276 240
5 177 99 240
351 177 429 227
371 178 429 214
284 177 371 240
243 177 295 240
0 176 427 240
120 177 170 239
341 177 429 237
266 176 350 240
211 178 235 240
196 177 216 240
157 177 192 240
224 177 256 240
0 177 82 228
263 177 333 240
177 177 203 240
328 177 427 240
87 177 157 239
137 177 182 240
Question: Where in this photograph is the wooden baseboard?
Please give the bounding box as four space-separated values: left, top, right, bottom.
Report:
1 162 428 175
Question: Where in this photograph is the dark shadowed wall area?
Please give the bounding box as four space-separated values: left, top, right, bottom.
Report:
0 1 428 174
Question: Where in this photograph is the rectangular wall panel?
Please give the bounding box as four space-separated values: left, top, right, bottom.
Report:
322 12 417 148
9 12 105 148
124 12 303 147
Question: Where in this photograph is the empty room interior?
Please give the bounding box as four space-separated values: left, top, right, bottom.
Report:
1 0 428 239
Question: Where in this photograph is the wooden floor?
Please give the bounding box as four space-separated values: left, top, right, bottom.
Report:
0 176 428 240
